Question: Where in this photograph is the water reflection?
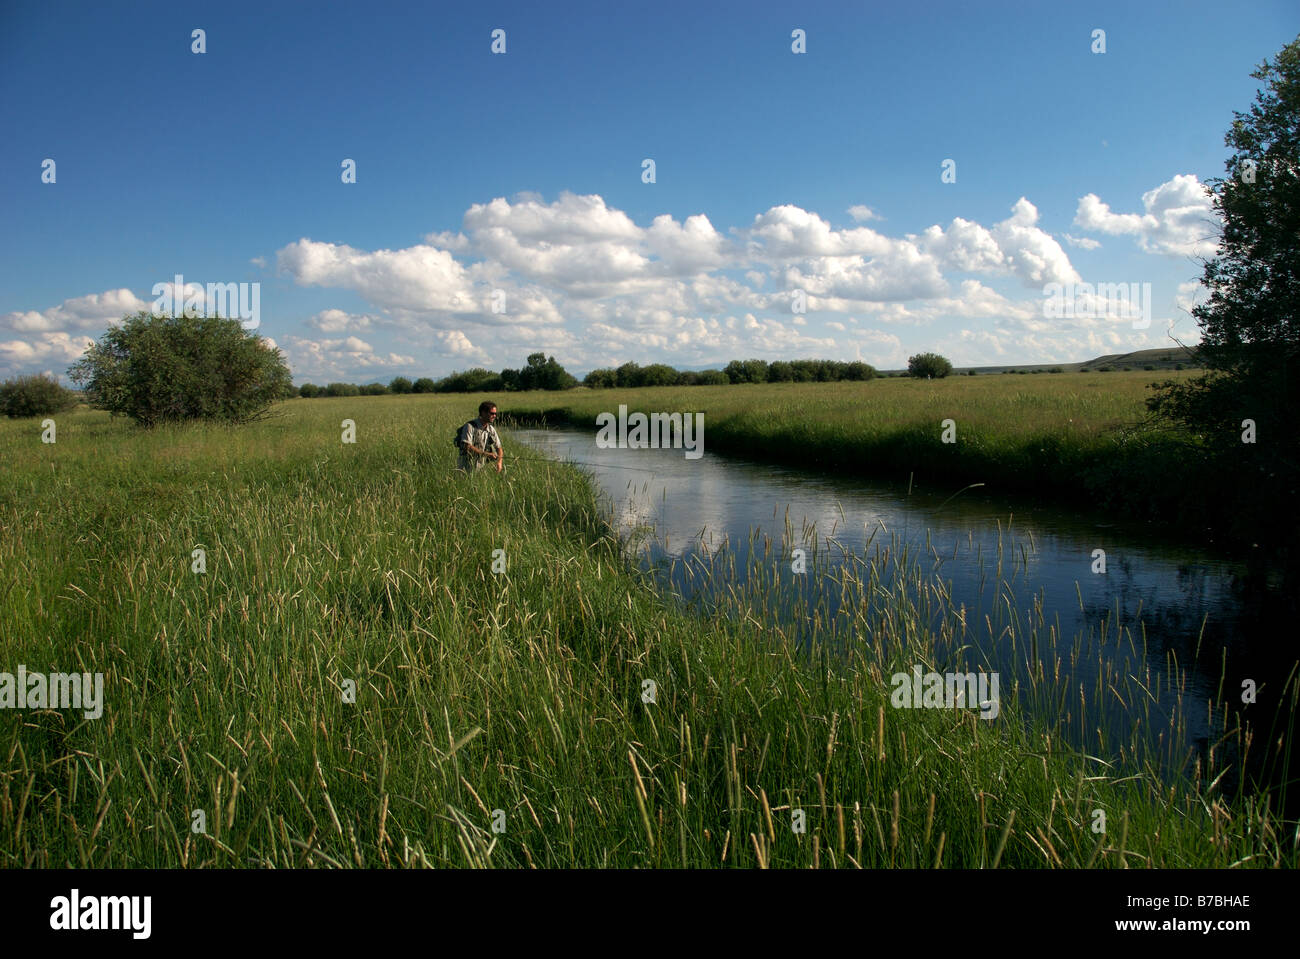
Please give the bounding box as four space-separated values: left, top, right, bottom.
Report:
514 427 1295 807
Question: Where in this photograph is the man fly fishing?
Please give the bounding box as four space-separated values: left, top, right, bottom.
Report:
456 401 505 474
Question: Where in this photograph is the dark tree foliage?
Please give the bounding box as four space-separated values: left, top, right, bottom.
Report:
767 361 794 382
724 359 769 384
907 353 953 378
614 362 642 389
638 363 680 387
584 368 618 388
389 376 413 394
325 382 360 397
584 360 871 386
500 353 578 391
766 359 876 382
1147 37 1300 548
435 367 504 393
360 382 390 395
299 383 321 397
674 369 729 386
0 373 77 418
412 377 438 393
68 311 292 426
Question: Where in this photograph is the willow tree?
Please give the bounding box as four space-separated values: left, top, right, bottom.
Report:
1147 36 1300 550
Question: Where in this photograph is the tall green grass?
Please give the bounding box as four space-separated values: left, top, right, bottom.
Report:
0 394 1294 867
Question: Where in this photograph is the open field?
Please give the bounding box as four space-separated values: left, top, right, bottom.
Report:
0 393 1294 868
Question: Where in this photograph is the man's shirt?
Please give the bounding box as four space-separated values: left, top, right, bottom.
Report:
457 418 501 472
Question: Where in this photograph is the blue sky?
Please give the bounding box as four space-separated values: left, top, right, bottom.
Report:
2 1 1296 382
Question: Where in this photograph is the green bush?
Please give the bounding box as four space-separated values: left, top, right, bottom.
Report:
360 383 390 396
0 373 78 418
412 377 437 394
325 383 361 397
299 383 321 398
906 352 953 378
68 312 292 426
389 376 413 394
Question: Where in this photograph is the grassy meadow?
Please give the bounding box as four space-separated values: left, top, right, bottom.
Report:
1 387 1295 868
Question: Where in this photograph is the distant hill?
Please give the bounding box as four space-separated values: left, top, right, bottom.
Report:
879 345 1201 375
1071 346 1200 371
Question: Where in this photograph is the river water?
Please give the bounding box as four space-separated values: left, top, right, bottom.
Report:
513 425 1293 802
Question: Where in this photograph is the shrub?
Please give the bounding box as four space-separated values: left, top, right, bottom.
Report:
0 373 78 418
325 382 361 397
389 376 413 394
69 312 292 426
412 377 437 394
584 368 617 389
360 383 390 396
906 353 953 378
299 383 321 398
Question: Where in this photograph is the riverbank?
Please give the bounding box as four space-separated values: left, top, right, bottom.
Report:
500 372 1283 558
1 395 1293 867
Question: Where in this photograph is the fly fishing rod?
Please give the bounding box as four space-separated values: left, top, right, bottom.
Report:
498 450 661 474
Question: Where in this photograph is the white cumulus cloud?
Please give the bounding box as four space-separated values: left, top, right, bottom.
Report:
1074 175 1219 256
1 289 147 333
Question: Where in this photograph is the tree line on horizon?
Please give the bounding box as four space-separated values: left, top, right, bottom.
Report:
292 352 915 398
